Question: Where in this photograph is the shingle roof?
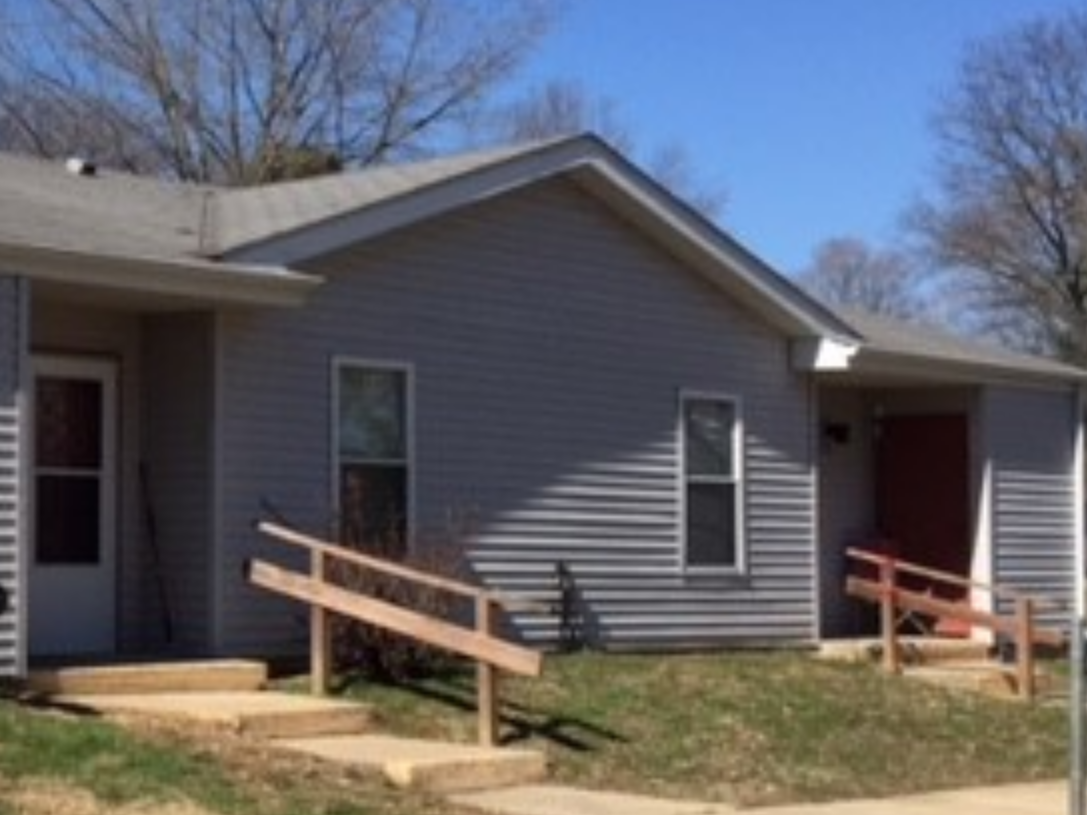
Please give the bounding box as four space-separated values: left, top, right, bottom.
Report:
210 142 540 255
2 143 1084 382
0 152 212 260
841 309 1087 382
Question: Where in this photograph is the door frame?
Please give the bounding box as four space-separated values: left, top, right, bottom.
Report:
28 354 119 656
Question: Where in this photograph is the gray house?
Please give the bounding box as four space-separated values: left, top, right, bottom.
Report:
0 135 1082 673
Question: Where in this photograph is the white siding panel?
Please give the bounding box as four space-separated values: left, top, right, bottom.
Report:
0 275 23 675
218 178 816 652
986 386 1077 628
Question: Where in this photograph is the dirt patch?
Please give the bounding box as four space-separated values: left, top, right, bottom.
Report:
0 778 213 815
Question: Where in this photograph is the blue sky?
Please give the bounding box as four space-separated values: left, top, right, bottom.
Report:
521 0 1086 274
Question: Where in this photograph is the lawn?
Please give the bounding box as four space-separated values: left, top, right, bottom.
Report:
333 651 1068 807
0 652 1069 812
0 691 467 815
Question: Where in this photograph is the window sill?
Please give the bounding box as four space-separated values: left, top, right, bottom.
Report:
681 566 751 589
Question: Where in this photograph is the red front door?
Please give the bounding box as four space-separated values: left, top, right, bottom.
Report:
875 414 970 598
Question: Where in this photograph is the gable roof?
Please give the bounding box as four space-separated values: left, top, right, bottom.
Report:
1 137 1085 384
0 135 858 339
212 135 859 341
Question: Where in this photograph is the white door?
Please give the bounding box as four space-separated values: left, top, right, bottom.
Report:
29 356 118 656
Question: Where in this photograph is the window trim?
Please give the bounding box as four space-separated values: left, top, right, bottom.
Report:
330 357 415 544
679 390 745 574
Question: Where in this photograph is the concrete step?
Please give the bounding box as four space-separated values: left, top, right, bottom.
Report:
276 734 548 794
49 691 373 739
27 659 268 695
453 784 735 815
818 637 990 666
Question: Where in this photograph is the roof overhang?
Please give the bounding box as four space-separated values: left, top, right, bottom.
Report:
819 346 1087 388
0 240 321 307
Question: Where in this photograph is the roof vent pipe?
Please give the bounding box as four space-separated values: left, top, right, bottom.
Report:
65 157 97 177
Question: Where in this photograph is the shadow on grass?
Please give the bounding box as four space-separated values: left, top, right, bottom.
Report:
337 669 628 752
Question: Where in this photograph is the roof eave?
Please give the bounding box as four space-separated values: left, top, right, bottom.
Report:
0 240 321 307
841 347 1087 387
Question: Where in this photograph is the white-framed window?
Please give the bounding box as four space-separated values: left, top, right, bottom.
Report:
681 392 744 571
333 360 412 554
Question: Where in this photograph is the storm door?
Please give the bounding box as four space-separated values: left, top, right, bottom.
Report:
29 356 118 656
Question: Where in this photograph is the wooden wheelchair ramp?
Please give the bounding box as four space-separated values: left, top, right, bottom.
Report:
843 548 1066 701
246 521 546 747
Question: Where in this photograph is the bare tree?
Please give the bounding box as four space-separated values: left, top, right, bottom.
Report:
796 237 927 320
0 0 552 184
491 80 726 219
911 9 1087 362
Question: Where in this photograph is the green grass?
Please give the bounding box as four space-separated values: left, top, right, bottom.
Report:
0 701 246 810
0 695 460 815
332 651 1068 807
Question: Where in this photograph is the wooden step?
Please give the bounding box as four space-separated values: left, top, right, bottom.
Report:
904 659 1058 699
50 691 373 739
819 637 990 666
276 734 547 793
26 659 268 695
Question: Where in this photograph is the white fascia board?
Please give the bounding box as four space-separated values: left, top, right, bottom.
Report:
791 337 860 372
0 241 321 307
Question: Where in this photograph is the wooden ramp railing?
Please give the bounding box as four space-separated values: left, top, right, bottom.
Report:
246 521 546 746
844 548 1065 701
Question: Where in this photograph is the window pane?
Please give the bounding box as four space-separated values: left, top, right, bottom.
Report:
340 464 407 555
36 475 100 564
685 399 734 476
686 482 736 567
36 378 103 469
339 368 406 460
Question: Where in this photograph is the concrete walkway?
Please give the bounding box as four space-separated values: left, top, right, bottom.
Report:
454 780 1065 815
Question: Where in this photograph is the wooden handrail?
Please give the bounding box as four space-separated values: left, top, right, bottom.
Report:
845 547 1065 610
247 559 542 676
257 521 550 614
844 548 1067 701
846 577 1065 647
250 520 547 746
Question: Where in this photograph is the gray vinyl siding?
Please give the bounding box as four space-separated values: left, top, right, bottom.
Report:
30 300 144 651
816 387 875 638
0 275 24 675
141 313 215 652
217 178 817 653
985 386 1078 628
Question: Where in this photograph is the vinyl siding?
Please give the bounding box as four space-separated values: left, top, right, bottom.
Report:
140 313 215 651
218 178 817 653
815 387 875 637
0 275 24 675
985 386 1077 628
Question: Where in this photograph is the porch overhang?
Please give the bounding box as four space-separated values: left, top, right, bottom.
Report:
820 347 1087 388
0 240 322 308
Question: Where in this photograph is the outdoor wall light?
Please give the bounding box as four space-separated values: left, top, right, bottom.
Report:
823 422 851 446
